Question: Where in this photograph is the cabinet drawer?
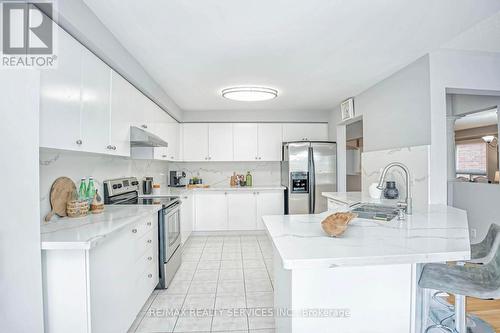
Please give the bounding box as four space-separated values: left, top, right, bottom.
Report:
131 217 156 239
133 229 155 261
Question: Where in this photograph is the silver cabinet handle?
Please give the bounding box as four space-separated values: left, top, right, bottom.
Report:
258 157 262 160
76 139 82 145
148 274 152 278
147 256 152 261
183 196 188 199
147 222 152 226
141 124 147 129
147 239 152 243
162 154 167 158
132 228 137 233
208 156 211 160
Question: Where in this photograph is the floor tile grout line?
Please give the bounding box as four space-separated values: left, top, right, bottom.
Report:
209 237 224 333
172 236 207 333
239 235 252 333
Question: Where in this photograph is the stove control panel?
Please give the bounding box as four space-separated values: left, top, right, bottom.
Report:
103 177 139 199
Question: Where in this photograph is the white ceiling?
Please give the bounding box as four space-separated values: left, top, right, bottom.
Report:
83 0 500 113
455 108 498 131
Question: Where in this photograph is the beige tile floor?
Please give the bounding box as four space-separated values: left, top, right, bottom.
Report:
128 234 275 333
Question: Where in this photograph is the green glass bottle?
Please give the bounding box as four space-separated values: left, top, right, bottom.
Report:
245 171 253 187
86 177 96 203
78 177 87 201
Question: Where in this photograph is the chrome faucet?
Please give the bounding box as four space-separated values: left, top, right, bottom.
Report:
376 162 412 215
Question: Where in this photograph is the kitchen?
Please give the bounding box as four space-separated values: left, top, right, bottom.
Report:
3 1 500 333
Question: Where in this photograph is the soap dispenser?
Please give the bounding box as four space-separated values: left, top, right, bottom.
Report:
245 171 253 187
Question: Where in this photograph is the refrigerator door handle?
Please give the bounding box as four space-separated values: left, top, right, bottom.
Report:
308 146 316 214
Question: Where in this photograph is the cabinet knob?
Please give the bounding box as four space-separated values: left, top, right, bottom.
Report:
106 145 113 150
162 155 167 158
76 139 82 145
113 146 117 150
183 196 188 199
208 156 212 160
141 124 148 129
132 228 138 233
147 256 153 261
147 239 152 243
147 221 152 226
258 157 262 160
148 274 153 278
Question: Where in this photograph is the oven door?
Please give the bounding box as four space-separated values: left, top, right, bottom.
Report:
163 202 181 261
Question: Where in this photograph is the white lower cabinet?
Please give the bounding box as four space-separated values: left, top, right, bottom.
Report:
255 191 284 229
227 192 257 230
42 214 158 333
194 192 228 231
180 193 194 243
194 190 284 231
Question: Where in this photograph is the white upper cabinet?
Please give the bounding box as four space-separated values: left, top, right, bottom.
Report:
258 123 283 161
80 49 112 154
39 25 84 151
233 123 258 161
282 123 329 142
109 72 135 156
182 123 209 161
165 122 180 161
208 123 233 161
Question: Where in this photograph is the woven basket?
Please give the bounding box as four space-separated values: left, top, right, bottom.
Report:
90 203 105 214
321 212 357 237
66 200 90 218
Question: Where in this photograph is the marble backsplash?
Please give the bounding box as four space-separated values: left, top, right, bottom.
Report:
168 161 281 187
39 149 169 221
361 145 430 211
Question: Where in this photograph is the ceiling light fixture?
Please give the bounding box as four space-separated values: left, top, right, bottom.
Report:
482 135 496 144
222 86 278 102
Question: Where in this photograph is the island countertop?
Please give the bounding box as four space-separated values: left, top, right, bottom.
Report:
40 205 162 250
263 204 471 269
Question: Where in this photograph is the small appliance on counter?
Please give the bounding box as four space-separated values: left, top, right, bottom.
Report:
143 177 153 194
103 177 181 289
169 171 186 187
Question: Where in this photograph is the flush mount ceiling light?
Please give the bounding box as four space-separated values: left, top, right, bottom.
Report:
482 135 496 144
222 86 278 102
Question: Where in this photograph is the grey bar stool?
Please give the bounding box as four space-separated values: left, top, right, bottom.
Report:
419 241 500 333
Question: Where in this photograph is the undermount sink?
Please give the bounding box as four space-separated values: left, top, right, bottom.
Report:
351 203 399 221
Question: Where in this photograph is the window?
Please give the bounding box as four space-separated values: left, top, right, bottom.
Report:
456 142 487 175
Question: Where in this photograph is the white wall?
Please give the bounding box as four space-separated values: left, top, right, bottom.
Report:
450 93 500 115
39 150 170 220
450 182 500 241
355 55 431 152
0 70 44 333
40 0 182 121
168 162 281 187
182 109 331 123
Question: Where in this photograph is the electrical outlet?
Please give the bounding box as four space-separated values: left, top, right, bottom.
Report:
470 228 477 240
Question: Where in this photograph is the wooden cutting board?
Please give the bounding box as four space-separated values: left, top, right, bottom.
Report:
44 177 76 222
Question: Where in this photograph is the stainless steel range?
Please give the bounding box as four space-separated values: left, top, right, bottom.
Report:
103 177 182 289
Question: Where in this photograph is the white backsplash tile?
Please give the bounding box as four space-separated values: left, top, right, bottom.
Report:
39 149 169 220
168 161 281 187
361 145 430 211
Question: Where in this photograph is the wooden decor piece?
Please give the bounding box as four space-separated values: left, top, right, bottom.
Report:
44 177 77 222
321 212 357 237
186 184 210 189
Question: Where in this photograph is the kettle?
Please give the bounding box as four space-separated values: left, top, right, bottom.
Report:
142 177 153 195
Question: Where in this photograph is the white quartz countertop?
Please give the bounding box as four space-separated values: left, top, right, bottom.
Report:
263 204 471 269
322 191 398 206
141 185 285 197
40 205 162 250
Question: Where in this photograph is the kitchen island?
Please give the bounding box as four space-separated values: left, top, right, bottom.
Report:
262 192 470 333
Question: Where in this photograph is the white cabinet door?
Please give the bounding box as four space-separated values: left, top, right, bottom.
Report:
256 191 284 230
227 192 257 230
233 123 258 161
195 193 227 231
39 26 83 151
282 123 328 142
80 49 111 154
258 123 283 161
165 123 180 161
209 123 233 161
180 194 194 244
182 123 209 161
109 72 133 156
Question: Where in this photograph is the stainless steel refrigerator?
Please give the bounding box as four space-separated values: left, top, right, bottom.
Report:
281 141 337 214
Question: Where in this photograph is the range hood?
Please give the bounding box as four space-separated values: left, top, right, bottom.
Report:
130 126 168 148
